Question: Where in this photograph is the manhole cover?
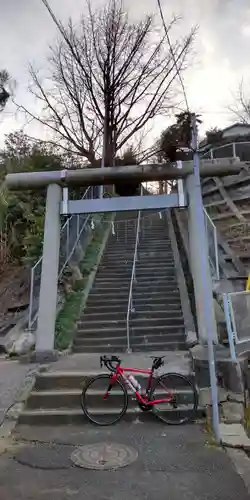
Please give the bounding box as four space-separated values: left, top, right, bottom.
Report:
70 442 138 470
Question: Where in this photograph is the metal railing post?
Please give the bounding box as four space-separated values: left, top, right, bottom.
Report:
214 225 220 280
66 219 70 258
28 267 35 331
76 214 80 238
126 210 141 353
203 207 220 280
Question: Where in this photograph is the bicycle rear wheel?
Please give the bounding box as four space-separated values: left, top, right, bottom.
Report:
81 374 128 426
151 373 198 425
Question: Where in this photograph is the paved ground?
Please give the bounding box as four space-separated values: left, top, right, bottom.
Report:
0 357 36 424
0 421 247 499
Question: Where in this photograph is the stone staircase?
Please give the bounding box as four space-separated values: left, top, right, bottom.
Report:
72 210 187 353
18 364 204 425
18 212 200 426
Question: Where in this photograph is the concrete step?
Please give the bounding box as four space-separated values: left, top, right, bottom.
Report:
83 302 182 314
89 290 130 298
77 316 184 330
94 274 178 283
70 345 131 353
91 284 179 293
80 309 183 321
131 300 182 308
26 385 195 410
74 333 185 347
86 294 181 307
132 290 180 299
99 262 133 269
86 297 182 308
96 269 177 279
105 244 172 253
102 253 174 260
135 266 175 273
99 263 175 271
133 283 179 291
33 371 149 391
105 242 137 248
83 304 128 314
75 323 185 335
33 370 195 391
102 255 174 263
136 260 175 266
90 282 131 290
72 341 187 353
87 289 180 300
19 405 203 425
107 239 172 245
92 280 178 289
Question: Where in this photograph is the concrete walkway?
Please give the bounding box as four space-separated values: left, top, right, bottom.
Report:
47 351 191 374
0 357 36 425
0 420 247 499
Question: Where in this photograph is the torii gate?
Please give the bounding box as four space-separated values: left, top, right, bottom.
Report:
5 156 244 360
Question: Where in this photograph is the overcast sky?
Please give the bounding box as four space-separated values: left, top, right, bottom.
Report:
1 0 250 148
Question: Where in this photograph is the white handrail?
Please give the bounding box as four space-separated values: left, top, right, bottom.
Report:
126 210 141 353
201 140 250 157
203 207 220 280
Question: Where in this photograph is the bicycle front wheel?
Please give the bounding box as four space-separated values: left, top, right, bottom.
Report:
151 373 198 425
81 374 128 426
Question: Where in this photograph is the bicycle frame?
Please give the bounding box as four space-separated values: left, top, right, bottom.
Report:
103 364 174 406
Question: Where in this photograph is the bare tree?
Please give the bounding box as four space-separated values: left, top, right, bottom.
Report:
229 79 250 124
18 0 196 165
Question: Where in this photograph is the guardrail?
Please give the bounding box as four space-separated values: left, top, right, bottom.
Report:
28 186 95 331
223 290 250 350
201 140 250 160
126 210 141 353
203 208 220 280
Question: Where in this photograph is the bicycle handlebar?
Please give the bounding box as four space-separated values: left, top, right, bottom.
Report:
100 355 121 372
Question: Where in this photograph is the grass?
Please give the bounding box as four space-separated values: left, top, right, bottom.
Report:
54 214 112 351
244 405 250 429
55 280 85 351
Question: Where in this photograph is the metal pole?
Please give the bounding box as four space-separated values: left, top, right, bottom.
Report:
76 214 80 238
188 114 220 443
62 187 68 215
28 267 35 331
214 226 220 281
66 220 70 259
100 116 107 199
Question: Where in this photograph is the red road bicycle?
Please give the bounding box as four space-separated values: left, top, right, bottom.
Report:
81 355 198 425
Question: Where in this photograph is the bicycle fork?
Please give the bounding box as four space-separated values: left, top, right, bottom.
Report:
103 374 117 400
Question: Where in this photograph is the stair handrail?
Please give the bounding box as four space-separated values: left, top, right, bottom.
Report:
200 140 250 159
203 207 220 280
126 209 141 353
